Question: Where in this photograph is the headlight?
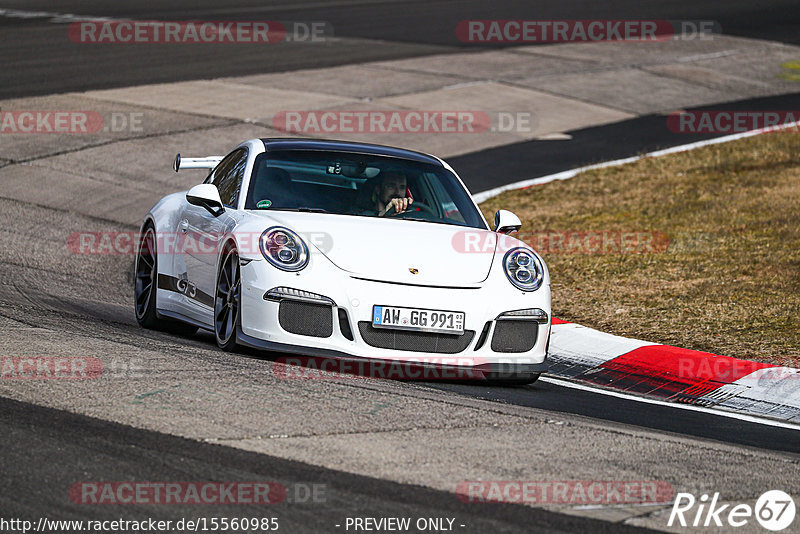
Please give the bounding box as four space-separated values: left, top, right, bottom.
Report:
503 248 544 291
259 227 309 272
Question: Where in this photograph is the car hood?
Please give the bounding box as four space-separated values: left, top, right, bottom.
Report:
252 211 497 287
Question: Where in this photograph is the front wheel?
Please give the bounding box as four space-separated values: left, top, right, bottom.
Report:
214 244 241 351
484 372 540 386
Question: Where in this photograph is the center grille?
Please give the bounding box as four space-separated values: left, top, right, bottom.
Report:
358 322 474 353
278 301 333 338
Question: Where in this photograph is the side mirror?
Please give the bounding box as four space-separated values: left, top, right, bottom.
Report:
494 209 522 234
186 184 224 217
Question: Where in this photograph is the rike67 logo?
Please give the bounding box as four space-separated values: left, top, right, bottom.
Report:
669 490 796 531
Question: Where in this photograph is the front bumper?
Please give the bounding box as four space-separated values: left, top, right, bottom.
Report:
238 254 550 375
236 327 547 380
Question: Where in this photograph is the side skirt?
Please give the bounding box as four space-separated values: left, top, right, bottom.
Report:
157 308 214 331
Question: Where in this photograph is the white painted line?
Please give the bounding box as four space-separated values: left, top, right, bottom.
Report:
678 50 741 63
0 8 114 23
540 376 800 431
473 120 800 203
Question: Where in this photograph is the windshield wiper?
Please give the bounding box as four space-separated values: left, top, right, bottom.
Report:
396 217 431 223
258 207 329 213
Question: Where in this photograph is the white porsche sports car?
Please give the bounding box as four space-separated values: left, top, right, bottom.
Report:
135 139 550 384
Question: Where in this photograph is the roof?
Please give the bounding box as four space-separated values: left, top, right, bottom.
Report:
259 138 443 166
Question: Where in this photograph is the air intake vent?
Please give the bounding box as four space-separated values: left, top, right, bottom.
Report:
491 321 538 353
357 322 474 353
473 321 492 351
337 308 354 341
278 301 333 338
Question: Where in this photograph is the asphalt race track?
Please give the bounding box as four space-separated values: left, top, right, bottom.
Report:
0 397 643 533
1 0 800 98
1 1 799 532
449 91 800 194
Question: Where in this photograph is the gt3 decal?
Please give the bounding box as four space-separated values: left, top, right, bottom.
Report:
157 273 214 307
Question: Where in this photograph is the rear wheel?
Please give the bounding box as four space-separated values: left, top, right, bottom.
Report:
134 224 197 336
135 226 160 329
215 243 241 351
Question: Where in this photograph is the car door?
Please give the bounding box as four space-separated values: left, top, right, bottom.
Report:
178 148 248 316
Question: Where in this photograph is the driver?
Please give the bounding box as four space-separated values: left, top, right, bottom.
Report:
374 169 413 216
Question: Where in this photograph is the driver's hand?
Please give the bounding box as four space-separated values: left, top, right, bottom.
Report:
380 197 413 216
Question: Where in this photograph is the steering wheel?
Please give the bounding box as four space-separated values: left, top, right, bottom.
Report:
385 200 436 217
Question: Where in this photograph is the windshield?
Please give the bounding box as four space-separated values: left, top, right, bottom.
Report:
244 150 487 229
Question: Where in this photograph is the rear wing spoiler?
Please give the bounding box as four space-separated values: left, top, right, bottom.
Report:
173 153 223 172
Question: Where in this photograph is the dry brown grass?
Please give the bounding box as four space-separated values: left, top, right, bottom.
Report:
479 132 800 366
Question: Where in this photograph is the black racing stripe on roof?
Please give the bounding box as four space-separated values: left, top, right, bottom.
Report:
259 138 443 165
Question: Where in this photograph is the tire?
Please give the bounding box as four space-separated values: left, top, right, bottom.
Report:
214 243 241 352
483 372 540 386
134 223 198 336
134 225 161 329
483 332 550 385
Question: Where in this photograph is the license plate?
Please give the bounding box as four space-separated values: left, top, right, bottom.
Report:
372 305 465 335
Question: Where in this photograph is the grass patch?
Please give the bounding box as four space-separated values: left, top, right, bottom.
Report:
479 132 800 367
